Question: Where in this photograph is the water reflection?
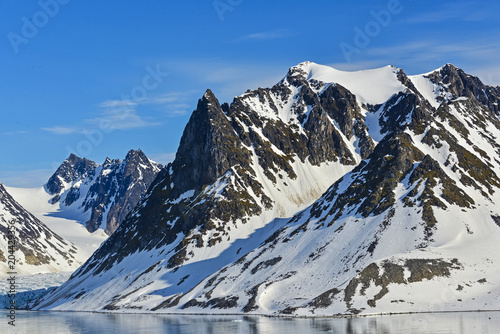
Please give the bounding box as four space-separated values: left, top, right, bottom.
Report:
0 310 498 333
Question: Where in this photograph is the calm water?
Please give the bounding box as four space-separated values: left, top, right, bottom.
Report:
1 310 499 333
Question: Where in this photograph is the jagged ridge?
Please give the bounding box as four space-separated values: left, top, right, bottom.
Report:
46 149 162 235
30 62 500 316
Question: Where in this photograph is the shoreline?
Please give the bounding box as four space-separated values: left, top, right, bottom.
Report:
18 308 500 319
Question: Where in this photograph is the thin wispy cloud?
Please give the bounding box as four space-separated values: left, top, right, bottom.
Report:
163 103 191 116
102 92 193 116
407 4 494 23
91 102 160 130
41 91 195 135
364 40 500 63
144 92 194 116
98 100 138 108
146 92 188 104
42 126 82 135
238 30 288 41
42 107 158 135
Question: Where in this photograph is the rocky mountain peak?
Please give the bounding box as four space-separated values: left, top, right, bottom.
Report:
202 88 218 102
425 63 489 102
410 63 500 117
170 90 250 195
46 154 97 200
125 148 146 161
284 62 312 87
66 152 80 162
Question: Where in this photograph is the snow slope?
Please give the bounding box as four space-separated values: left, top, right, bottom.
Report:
300 61 406 105
29 62 500 316
5 186 107 260
0 184 84 276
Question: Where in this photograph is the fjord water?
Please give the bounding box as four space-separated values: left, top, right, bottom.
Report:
1 311 499 333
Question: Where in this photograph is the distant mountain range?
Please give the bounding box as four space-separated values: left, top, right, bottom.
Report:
29 62 500 316
45 149 161 235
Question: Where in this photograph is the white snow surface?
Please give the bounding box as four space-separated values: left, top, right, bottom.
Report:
0 185 91 276
5 186 107 261
297 61 406 105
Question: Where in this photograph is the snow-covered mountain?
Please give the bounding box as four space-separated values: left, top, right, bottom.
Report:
0 183 83 275
30 62 500 315
46 149 162 235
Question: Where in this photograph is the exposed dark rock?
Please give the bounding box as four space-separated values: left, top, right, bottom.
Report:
46 154 97 203
77 78 373 274
250 256 282 275
309 288 341 308
404 155 475 229
172 90 251 195
0 183 79 270
242 283 262 313
427 64 500 114
181 296 239 309
344 258 461 308
309 132 424 223
492 215 500 228
405 258 461 283
85 149 161 234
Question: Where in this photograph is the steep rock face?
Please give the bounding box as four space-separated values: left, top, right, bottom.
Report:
171 90 252 194
46 154 97 204
0 183 81 275
47 149 161 235
425 64 500 116
84 150 162 234
31 62 500 316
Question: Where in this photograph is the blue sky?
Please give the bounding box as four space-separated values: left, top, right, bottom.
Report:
1 0 499 187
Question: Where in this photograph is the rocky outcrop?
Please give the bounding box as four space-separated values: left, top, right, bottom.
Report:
46 154 97 204
0 183 80 274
